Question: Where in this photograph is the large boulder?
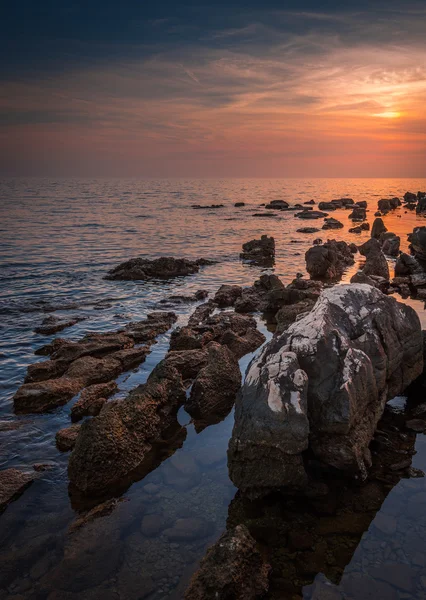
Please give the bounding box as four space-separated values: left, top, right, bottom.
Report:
410 226 426 262
240 235 275 264
184 525 270 600
305 240 354 280
228 284 423 495
359 238 390 280
68 361 186 494
105 256 210 281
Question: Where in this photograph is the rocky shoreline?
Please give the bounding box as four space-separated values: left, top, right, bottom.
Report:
2 189 426 599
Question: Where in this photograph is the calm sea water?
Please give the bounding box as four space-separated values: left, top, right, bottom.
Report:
1 178 426 599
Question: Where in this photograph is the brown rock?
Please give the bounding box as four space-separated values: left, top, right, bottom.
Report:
71 381 118 421
14 377 83 413
0 468 36 512
56 424 82 451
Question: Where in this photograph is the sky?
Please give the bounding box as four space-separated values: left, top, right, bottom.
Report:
1 1 425 178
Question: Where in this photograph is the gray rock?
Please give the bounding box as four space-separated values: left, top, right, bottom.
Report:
359 238 390 280
228 284 423 494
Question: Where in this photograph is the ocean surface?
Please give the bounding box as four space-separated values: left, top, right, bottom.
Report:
1 177 426 599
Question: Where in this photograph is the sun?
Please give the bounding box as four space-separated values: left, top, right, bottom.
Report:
374 111 401 119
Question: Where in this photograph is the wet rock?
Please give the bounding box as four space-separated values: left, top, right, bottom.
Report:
0 468 36 512
348 206 366 221
56 424 82 451
140 512 170 537
305 199 316 205
417 196 426 213
213 285 242 308
322 218 343 230
71 381 118 421
192 204 224 209
68 360 186 494
295 210 328 219
240 235 275 264
349 222 370 233
34 315 84 335
378 198 398 212
164 517 213 541
305 240 355 280
350 271 376 286
234 202 245 207
105 256 209 281
162 451 201 490
110 346 150 370
404 191 417 202
265 200 289 210
163 348 209 380
359 238 390 280
275 299 316 334
229 284 423 493
235 274 285 313
318 202 338 211
297 227 320 233
338 197 355 206
371 217 387 239
252 213 277 218
185 342 241 421
25 359 69 383
405 418 426 432
395 252 422 276
64 355 122 385
69 498 123 533
14 377 83 413
349 243 358 253
184 525 270 600
410 226 426 261
381 235 400 257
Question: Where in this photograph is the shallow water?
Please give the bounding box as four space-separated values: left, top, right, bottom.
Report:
1 177 426 599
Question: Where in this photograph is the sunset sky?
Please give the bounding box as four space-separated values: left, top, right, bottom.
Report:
1 1 425 177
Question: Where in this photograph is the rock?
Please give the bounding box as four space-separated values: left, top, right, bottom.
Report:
234 202 245 207
14 378 83 413
368 563 417 593
378 199 392 212
34 315 84 335
275 299 316 334
395 252 422 276
305 199 316 205
64 355 122 386
265 200 289 210
305 240 355 280
228 284 423 494
240 235 275 264
350 271 376 286
235 274 285 313
322 218 343 230
295 210 328 219
296 227 320 233
381 235 400 256
404 191 417 202
417 196 426 213
188 300 218 327
338 197 355 206
192 203 224 209
140 512 170 537
184 525 270 600
214 285 242 308
349 222 370 233
69 498 122 533
185 342 241 421
371 217 387 239
405 418 426 432
163 348 209 380
357 200 368 208
56 424 82 451
318 202 338 210
303 573 344 600
410 226 426 261
164 517 213 541
252 213 277 218
105 256 209 281
71 382 118 421
359 238 390 280
348 207 366 221
349 243 358 253
68 360 186 494
0 468 36 512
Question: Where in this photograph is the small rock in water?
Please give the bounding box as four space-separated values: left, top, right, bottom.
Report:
0 468 36 512
55 424 81 451
164 517 213 541
405 418 426 433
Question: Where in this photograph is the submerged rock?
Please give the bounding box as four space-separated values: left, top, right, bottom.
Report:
305 240 354 280
34 315 85 335
0 468 36 512
105 256 211 281
184 525 270 600
296 227 320 234
228 284 423 495
240 235 275 264
56 424 82 452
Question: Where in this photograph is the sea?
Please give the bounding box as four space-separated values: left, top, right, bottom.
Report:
1 177 426 599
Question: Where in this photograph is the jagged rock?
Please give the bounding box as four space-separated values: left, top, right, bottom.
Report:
275 299 316 334
71 382 118 421
214 285 242 308
163 348 209 380
378 198 400 212
359 238 390 280
240 235 275 264
322 218 343 230
348 207 366 221
295 210 328 219
395 252 422 276
350 271 376 286
416 196 426 213
68 361 186 494
410 226 426 261
370 217 387 240
105 256 211 281
382 235 400 257
305 240 355 280
404 191 417 202
184 525 270 600
235 274 285 313
56 424 82 452
228 284 423 494
188 300 218 327
265 200 289 210
185 342 241 421
0 468 36 512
